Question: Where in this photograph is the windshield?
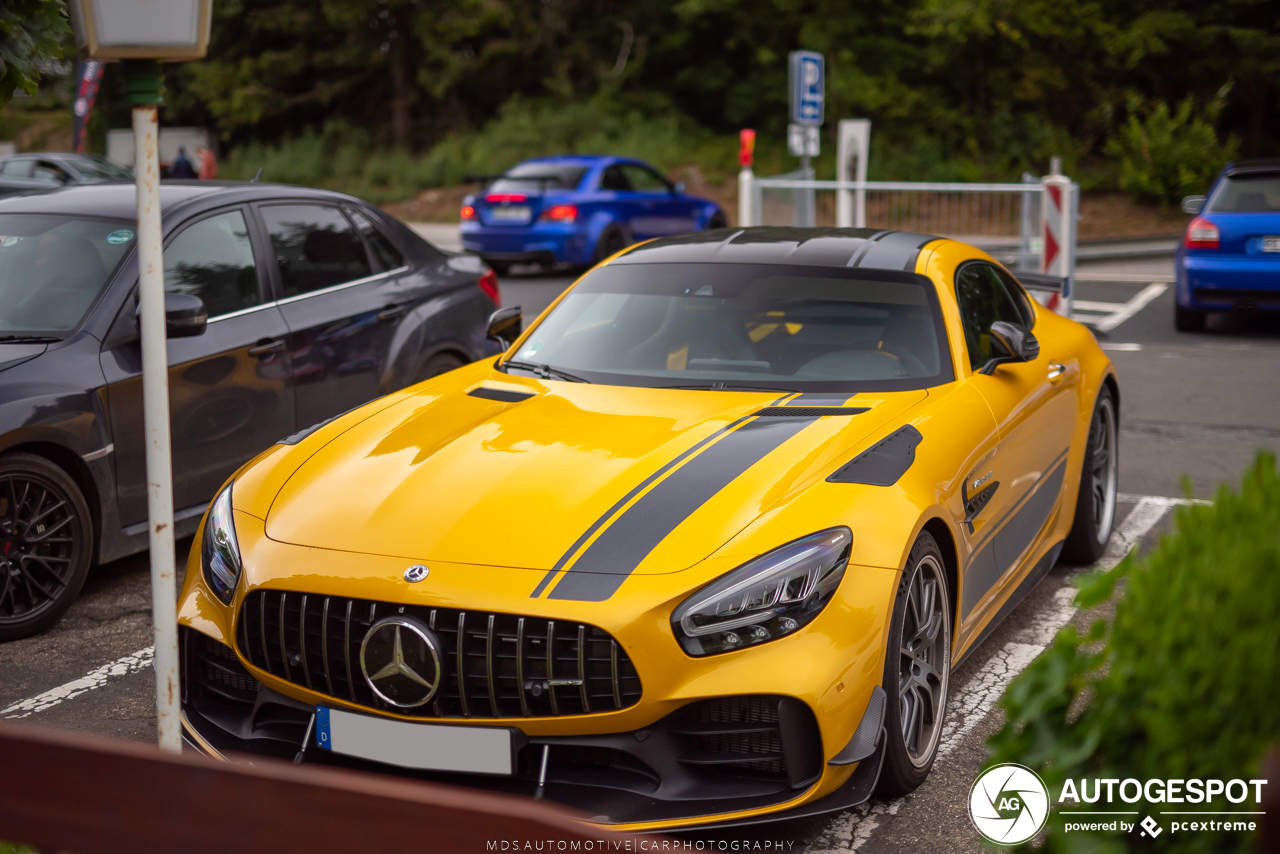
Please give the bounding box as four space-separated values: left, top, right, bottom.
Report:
505 262 953 391
0 214 135 334
1206 173 1280 213
68 155 133 182
489 163 588 194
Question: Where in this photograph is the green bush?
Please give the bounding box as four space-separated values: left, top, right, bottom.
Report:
1105 94 1238 208
987 451 1280 853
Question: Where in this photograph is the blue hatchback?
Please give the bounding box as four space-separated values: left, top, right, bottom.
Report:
459 155 726 272
1175 159 1280 331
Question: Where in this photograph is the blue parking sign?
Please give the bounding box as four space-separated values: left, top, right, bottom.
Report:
789 51 824 126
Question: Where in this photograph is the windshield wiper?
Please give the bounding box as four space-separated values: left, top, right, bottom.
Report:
501 359 592 383
0 335 61 344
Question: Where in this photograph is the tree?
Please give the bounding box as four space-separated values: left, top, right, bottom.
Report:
0 0 71 108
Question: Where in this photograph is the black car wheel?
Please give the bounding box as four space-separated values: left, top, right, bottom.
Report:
593 226 629 265
1175 304 1206 332
0 453 93 641
707 211 728 230
1062 386 1119 563
876 530 951 796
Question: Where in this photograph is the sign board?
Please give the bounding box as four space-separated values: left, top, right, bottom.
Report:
787 124 820 158
789 51 824 126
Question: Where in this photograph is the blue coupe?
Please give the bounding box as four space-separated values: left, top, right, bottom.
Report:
1176 159 1280 331
460 155 726 272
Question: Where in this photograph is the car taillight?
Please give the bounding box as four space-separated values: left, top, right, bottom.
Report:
1185 216 1219 249
541 204 577 223
460 204 476 220
478 269 500 305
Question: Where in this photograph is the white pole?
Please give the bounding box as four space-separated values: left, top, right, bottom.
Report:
132 101 181 753
738 166 754 227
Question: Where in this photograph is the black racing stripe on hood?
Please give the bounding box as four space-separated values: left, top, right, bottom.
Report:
847 231 936 271
545 415 818 602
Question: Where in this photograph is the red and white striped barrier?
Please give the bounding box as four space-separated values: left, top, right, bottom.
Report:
1040 172 1075 316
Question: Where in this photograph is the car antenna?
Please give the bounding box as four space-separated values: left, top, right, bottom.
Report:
251 167 263 182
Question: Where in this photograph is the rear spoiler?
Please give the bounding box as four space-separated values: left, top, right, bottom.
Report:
463 174 564 189
1013 271 1066 294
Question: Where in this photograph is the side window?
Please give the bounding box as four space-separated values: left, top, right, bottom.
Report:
993 267 1036 327
600 165 630 192
955 263 1027 371
1 160 33 178
348 208 405 271
34 162 71 183
260 204 373 297
164 209 261 317
621 164 669 193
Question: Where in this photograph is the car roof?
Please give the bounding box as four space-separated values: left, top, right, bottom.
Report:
612 227 942 270
1225 159 1280 177
0 181 363 221
516 155 614 167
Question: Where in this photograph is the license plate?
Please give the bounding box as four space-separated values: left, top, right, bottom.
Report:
1262 236 1280 253
488 206 531 223
315 706 515 775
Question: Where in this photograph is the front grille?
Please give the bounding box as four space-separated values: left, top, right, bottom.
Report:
668 695 823 787
235 590 642 719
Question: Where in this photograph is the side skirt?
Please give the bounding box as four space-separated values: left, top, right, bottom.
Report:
954 539 1064 668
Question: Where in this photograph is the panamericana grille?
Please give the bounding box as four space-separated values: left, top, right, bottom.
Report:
235 590 642 719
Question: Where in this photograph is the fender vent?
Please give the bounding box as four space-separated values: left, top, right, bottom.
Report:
754 406 868 417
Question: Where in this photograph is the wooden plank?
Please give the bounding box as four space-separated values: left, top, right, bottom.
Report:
0 721 651 852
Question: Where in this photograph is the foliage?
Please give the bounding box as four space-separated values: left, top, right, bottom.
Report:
0 0 70 109
987 451 1280 853
1106 93 1239 207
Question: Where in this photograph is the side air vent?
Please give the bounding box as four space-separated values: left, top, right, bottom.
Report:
753 406 868 417
468 387 535 402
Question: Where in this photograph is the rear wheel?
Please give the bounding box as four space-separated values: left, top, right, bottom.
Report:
487 261 510 277
707 210 728 230
0 453 93 641
1062 387 1118 563
1175 304 1206 332
876 531 951 796
593 225 628 264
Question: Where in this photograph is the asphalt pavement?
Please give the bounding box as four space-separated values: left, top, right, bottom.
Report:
3 233 1278 852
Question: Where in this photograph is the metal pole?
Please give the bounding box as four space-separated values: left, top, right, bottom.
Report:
738 166 754 227
126 60 180 753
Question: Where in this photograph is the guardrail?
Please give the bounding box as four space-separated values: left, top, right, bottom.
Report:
0 721 656 853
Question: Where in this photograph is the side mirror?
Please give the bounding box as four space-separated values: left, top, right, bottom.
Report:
1181 195 1205 215
672 181 686 195
980 320 1039 375
138 292 208 339
486 305 522 349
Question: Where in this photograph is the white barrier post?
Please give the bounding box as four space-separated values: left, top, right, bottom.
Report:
836 119 870 228
738 128 756 227
1040 158 1073 317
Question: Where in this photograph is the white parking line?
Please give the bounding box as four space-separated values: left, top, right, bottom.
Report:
808 497 1173 853
1 646 154 719
1074 282 1167 334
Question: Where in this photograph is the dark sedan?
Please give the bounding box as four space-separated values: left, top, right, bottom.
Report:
0 182 498 639
0 152 133 197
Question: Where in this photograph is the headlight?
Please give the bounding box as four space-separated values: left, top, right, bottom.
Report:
671 528 851 656
201 484 242 604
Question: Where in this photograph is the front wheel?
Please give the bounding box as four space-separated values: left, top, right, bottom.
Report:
1175 304 1206 332
1062 386 1118 563
876 531 951 796
0 453 93 641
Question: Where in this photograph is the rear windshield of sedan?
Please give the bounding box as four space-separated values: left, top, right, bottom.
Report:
489 163 588 194
0 214 134 334
1206 173 1280 212
507 262 953 392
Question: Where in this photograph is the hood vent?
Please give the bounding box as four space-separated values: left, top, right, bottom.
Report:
468 386 535 402
754 406 868 417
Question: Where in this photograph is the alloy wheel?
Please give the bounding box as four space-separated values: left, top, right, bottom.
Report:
898 553 950 768
0 473 84 627
1090 397 1118 546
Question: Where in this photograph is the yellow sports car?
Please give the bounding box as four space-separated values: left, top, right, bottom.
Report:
177 227 1118 831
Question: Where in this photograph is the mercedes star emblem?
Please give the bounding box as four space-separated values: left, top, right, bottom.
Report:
403 564 429 583
359 616 444 708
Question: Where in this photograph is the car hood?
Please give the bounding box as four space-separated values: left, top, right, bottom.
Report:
0 342 48 374
263 379 928 575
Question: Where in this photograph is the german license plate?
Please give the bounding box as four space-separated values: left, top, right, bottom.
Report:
1262 236 1280 253
489 206 531 223
314 706 515 775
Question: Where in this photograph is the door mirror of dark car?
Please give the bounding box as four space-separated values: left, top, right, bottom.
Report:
487 306 522 349
980 320 1039 375
1181 195 1206 215
136 292 208 339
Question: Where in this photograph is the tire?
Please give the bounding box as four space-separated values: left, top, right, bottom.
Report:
593 226 628 264
1175 304 1206 332
876 531 951 796
707 210 728 230
488 261 510 277
1062 386 1119 564
0 453 93 641
417 352 465 381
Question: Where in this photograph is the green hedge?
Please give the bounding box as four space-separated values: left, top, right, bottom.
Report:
987 451 1280 852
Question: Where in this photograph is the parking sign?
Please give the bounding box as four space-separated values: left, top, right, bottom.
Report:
789 51 824 126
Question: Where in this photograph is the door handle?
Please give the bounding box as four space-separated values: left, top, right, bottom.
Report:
1047 362 1066 382
377 304 408 322
248 338 285 358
